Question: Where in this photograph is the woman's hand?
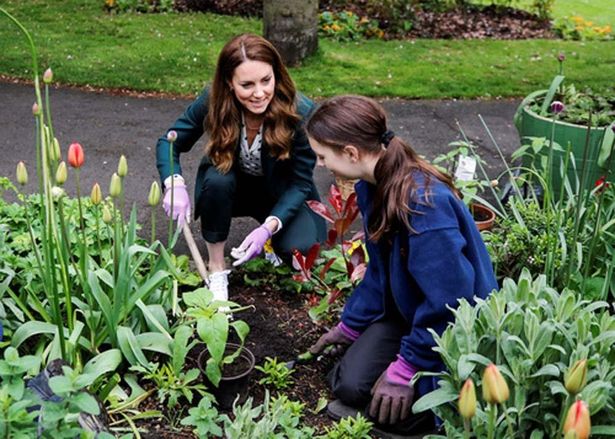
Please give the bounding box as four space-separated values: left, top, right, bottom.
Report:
163 181 191 227
231 225 272 266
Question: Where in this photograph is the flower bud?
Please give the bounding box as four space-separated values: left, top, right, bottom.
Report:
563 401 590 439
557 52 566 62
490 179 499 188
166 130 177 143
565 359 588 394
458 379 476 419
67 142 85 168
482 364 509 404
109 172 121 198
117 155 128 178
43 68 53 84
32 102 41 116
51 186 65 200
55 161 67 185
102 205 113 224
16 161 28 186
148 181 161 207
550 101 565 114
90 183 102 206
52 138 61 162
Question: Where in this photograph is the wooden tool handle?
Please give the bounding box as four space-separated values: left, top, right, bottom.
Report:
182 222 209 284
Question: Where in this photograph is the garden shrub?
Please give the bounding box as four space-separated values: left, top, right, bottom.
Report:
553 15 614 41
413 269 615 437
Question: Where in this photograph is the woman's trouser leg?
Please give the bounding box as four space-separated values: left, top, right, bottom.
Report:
197 166 237 243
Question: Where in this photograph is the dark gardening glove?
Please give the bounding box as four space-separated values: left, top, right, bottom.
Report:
369 356 417 425
308 323 359 356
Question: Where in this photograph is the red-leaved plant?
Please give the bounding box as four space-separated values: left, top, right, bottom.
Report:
292 184 367 321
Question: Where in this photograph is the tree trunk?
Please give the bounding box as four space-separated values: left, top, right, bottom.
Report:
263 0 318 67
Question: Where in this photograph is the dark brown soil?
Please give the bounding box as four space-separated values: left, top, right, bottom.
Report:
136 272 335 438
175 0 553 40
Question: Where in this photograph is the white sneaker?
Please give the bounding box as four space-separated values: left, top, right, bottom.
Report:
208 269 230 303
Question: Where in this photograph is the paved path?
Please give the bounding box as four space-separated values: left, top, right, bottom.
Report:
0 81 520 256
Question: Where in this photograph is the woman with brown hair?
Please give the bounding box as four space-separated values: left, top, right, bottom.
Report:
156 33 325 301
306 95 497 435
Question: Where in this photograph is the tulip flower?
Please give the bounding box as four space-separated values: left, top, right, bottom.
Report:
166 130 177 142
563 401 590 439
102 205 113 224
55 161 67 185
565 360 588 394
557 52 566 62
52 138 61 162
43 68 53 84
459 378 476 419
148 181 161 207
117 155 128 178
67 142 85 168
482 364 509 404
109 173 121 198
90 183 102 205
32 102 41 116
16 161 28 186
550 101 565 114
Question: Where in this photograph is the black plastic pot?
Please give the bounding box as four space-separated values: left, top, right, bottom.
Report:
197 342 255 409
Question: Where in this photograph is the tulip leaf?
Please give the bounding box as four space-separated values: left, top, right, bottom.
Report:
529 364 559 379
412 387 458 414
592 426 615 435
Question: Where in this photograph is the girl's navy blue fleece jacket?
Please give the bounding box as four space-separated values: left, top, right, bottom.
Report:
341 173 497 377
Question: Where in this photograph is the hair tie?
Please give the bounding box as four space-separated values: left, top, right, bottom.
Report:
380 129 395 147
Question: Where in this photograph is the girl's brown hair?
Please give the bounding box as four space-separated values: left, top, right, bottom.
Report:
205 33 299 173
307 95 459 241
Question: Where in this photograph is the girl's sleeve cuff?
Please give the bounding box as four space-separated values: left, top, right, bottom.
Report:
385 355 418 386
337 321 360 342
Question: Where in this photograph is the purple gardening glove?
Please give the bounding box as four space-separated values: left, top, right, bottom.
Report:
309 322 359 356
231 225 272 266
369 355 417 425
163 181 191 227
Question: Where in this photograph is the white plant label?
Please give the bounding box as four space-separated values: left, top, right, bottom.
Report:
455 155 477 182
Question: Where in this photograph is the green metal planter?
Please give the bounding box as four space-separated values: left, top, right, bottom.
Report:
514 89 614 196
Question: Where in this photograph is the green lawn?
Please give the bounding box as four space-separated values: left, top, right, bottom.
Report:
0 0 613 99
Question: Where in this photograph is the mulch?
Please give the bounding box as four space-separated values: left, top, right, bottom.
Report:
174 0 554 40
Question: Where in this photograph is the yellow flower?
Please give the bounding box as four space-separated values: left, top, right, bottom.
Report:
264 238 274 254
458 379 477 419
331 24 342 32
482 364 510 404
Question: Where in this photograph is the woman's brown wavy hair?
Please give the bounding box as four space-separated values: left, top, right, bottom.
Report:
204 33 300 173
307 95 459 242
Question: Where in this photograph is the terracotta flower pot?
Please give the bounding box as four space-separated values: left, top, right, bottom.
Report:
197 343 255 409
471 203 496 231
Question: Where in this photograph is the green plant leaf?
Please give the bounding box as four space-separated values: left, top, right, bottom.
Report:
412 387 457 414
117 326 150 369
82 349 122 382
72 392 101 415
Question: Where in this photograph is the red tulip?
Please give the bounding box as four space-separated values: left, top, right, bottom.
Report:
67 142 84 168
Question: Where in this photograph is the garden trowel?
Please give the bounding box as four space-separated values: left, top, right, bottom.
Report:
285 345 335 370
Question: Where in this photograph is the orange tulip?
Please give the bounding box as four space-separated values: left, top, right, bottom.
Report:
67 142 84 168
482 364 509 404
563 400 590 439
